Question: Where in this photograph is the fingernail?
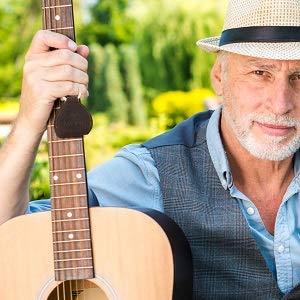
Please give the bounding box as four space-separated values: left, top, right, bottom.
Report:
68 40 77 51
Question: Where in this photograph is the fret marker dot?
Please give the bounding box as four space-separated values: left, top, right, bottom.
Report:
76 173 82 179
53 175 59 181
68 234 74 239
67 212 73 218
55 15 61 21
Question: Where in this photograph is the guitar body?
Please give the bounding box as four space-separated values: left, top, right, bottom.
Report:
0 207 192 299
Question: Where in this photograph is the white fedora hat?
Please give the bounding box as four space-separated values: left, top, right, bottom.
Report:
197 0 300 60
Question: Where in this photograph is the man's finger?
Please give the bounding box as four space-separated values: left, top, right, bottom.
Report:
28 30 77 55
77 45 89 59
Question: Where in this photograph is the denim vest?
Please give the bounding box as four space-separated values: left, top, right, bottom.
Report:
143 111 300 299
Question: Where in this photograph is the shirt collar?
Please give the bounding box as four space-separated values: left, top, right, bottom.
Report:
294 150 300 179
206 106 300 190
206 105 232 190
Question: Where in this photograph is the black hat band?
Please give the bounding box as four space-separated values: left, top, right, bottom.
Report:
219 26 300 46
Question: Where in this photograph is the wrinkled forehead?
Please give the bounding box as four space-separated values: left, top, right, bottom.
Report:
223 52 300 72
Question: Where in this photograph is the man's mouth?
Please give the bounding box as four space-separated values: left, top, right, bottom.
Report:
255 121 294 136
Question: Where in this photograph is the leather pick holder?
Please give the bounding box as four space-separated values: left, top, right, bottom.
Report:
54 96 93 138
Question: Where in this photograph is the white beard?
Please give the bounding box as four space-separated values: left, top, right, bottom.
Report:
222 106 300 161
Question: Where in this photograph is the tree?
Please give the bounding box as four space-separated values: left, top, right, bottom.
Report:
103 44 129 122
128 0 227 92
120 45 146 126
78 0 134 46
0 0 41 98
87 43 105 112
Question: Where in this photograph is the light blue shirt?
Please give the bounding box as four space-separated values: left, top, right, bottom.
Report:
28 106 300 294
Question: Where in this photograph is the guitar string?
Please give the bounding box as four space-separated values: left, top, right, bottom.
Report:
44 0 60 294
56 7 68 300
49 0 64 298
45 0 60 295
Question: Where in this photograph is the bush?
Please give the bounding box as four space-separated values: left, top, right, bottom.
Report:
120 44 147 126
84 113 160 169
29 157 50 200
152 88 214 129
29 142 50 201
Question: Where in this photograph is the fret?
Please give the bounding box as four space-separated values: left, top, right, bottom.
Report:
42 0 72 6
54 248 92 254
53 228 89 233
52 207 88 211
49 139 82 144
42 4 72 9
49 26 74 31
49 153 84 158
52 208 89 220
51 194 87 199
51 168 84 172
53 239 91 244
55 257 93 262
53 241 92 252
52 218 89 223
52 238 90 249
50 168 85 175
54 251 92 261
55 266 93 271
54 250 92 261
52 229 91 238
50 181 85 187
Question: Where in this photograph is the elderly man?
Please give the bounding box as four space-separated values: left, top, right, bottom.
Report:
1 0 300 298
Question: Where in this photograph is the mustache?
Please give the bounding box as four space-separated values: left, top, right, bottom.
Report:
248 113 300 127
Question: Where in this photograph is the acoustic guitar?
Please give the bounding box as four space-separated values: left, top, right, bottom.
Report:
0 0 193 299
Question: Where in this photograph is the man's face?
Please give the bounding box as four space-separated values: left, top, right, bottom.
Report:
216 53 300 161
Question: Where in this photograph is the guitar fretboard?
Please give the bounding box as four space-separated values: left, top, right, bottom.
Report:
42 0 94 281
42 0 75 40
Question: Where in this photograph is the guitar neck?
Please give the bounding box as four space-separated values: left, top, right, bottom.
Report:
42 0 75 40
42 0 94 281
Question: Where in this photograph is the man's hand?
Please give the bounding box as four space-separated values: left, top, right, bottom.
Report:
17 30 89 135
0 30 90 224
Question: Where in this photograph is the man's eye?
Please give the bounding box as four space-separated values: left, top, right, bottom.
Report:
253 70 265 76
291 74 300 81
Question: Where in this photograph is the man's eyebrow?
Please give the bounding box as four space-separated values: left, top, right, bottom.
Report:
244 59 278 71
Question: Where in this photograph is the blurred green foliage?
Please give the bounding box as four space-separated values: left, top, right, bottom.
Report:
87 43 147 126
78 0 134 46
128 0 226 92
30 155 50 200
119 44 146 126
0 0 226 200
83 0 226 120
0 0 40 97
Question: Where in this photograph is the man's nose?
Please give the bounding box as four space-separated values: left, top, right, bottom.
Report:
267 79 294 115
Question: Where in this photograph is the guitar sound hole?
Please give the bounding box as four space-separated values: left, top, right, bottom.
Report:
47 280 108 300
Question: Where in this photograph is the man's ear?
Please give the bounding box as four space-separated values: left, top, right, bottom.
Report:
210 57 224 96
